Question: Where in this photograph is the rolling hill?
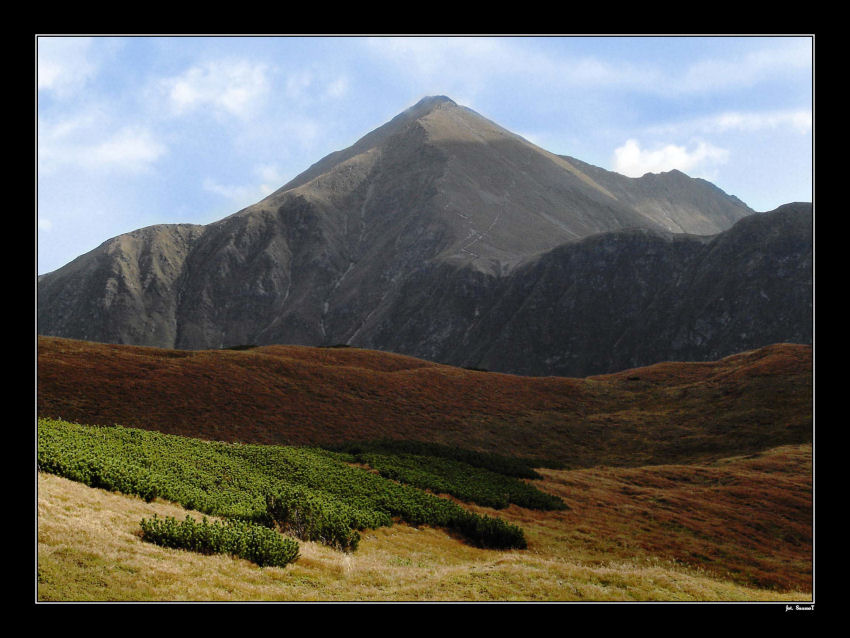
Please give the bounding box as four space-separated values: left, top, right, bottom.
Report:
37 336 812 468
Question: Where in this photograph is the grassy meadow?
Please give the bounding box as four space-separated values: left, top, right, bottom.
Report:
37 443 812 601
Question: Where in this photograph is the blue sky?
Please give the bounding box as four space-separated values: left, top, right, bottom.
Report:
37 35 813 275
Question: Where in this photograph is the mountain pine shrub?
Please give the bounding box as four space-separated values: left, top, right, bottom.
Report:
139 514 300 568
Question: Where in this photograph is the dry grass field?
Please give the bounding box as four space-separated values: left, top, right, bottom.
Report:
37 445 812 601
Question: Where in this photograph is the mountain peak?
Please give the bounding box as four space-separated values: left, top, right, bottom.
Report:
268 96 460 195
412 95 457 108
401 95 458 119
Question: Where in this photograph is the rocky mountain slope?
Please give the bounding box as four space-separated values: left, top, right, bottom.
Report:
37 96 810 376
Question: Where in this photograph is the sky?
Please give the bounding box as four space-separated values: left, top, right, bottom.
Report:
37 35 813 275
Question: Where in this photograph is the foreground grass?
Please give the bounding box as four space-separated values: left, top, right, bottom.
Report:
37 449 812 602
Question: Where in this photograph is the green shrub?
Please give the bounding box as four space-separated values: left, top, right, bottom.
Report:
265 485 370 551
350 452 567 511
139 514 299 568
327 439 564 478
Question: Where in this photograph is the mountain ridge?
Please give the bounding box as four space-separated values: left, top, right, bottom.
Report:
37 96 809 376
363 202 811 376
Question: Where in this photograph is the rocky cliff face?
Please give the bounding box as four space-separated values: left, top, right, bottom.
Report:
37 224 207 347
38 96 810 376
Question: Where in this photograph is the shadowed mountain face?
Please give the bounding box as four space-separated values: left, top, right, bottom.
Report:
37 96 810 376
374 203 812 376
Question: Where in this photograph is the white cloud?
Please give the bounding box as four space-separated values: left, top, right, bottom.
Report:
203 163 289 209
254 163 287 192
285 71 313 100
368 37 503 78
88 127 167 171
37 37 97 97
164 61 271 118
647 109 813 137
38 217 53 231
613 139 729 178
202 177 260 205
366 37 659 95
709 110 812 134
325 76 349 99
365 37 811 99
679 40 811 94
279 71 349 102
39 116 166 175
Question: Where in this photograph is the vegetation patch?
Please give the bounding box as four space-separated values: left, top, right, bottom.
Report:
334 450 567 510
139 514 299 567
327 439 563 478
38 418 528 556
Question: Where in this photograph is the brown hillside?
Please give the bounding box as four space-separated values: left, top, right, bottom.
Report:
525 444 812 591
36 337 812 467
